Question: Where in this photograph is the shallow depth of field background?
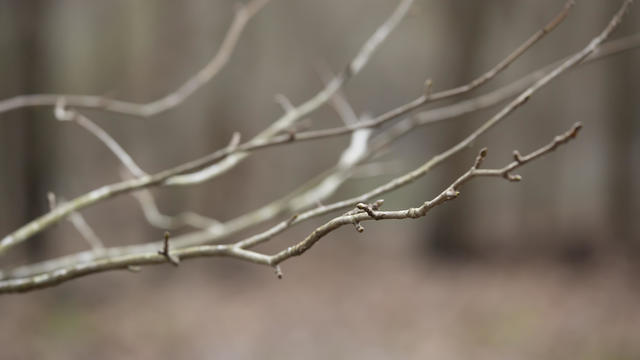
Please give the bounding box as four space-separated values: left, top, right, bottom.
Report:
0 0 639 359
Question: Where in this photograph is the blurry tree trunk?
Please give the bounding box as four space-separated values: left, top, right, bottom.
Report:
5 0 51 261
421 1 487 260
606 34 639 255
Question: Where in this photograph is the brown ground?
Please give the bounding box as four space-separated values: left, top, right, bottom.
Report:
0 237 638 360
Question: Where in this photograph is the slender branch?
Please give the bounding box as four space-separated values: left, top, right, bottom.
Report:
0 0 271 117
2 27 637 277
158 231 180 266
235 0 634 250
0 0 415 255
368 32 640 152
0 122 582 293
164 0 415 186
0 1 634 282
57 102 223 231
55 101 147 177
47 192 105 251
269 122 582 264
4 28 637 277
132 189 222 230
0 244 270 294
252 0 574 148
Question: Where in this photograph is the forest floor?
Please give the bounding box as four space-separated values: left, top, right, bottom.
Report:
0 238 638 360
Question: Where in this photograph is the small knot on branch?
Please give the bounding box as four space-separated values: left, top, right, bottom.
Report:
503 173 522 182
569 122 582 138
407 207 422 218
350 214 365 232
286 214 298 226
444 188 460 199
371 199 385 210
423 78 433 97
47 192 57 210
54 98 75 121
513 150 523 163
286 130 296 142
226 132 241 153
356 202 382 220
473 148 488 169
158 231 180 266
550 122 583 149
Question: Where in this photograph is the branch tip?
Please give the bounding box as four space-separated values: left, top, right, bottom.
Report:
274 93 295 113
474 148 488 168
273 265 283 279
504 173 522 182
47 192 57 209
371 199 385 210
570 121 582 137
444 188 460 198
356 202 382 219
53 98 74 121
424 78 433 96
287 130 296 141
227 132 241 151
158 231 180 266
513 150 523 163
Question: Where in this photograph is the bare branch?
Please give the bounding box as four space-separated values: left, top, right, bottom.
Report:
276 0 575 144
0 122 582 293
55 101 147 177
269 122 582 264
0 1 635 293
0 244 270 294
3 28 636 275
0 0 416 254
274 94 295 113
164 0 416 186
158 232 180 266
132 189 222 231
235 0 634 250
56 102 223 232
0 0 271 117
47 192 105 251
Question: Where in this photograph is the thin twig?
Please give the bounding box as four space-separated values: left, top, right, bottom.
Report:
132 189 222 231
0 0 416 255
0 0 271 117
235 0 634 250
268 122 582 264
158 231 180 266
164 0 415 186
4 28 637 277
0 122 582 293
47 192 105 251
0 1 634 283
55 101 147 177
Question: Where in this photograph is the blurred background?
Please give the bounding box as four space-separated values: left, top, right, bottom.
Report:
0 0 639 359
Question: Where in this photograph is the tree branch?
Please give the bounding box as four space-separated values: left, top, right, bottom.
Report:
0 0 416 255
0 122 582 293
0 0 634 293
0 0 271 117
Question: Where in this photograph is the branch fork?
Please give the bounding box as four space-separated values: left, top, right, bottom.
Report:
158 231 180 266
0 0 634 293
